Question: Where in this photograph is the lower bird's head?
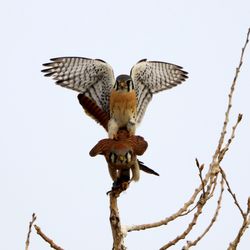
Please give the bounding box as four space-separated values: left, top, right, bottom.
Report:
114 74 134 92
108 149 133 166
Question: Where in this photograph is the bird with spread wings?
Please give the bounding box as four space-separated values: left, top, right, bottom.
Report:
42 57 188 139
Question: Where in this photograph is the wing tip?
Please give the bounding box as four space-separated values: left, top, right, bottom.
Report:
95 58 107 63
137 58 147 63
43 72 55 77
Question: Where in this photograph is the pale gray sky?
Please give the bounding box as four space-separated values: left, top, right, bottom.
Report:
1 0 250 249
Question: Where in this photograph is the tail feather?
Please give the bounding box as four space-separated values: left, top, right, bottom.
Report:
138 160 159 176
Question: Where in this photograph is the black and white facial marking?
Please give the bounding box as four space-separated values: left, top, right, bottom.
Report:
125 150 132 163
109 152 117 164
109 150 133 164
114 74 134 92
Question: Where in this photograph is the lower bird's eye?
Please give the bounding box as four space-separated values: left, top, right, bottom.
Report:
126 151 132 162
109 153 117 163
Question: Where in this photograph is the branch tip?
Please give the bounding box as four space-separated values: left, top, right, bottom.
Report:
238 113 243 122
25 213 37 250
247 197 250 213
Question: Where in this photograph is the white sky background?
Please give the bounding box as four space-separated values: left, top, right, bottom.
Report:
1 0 250 249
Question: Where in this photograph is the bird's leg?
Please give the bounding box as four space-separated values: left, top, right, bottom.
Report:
117 169 130 184
130 161 140 182
127 118 136 136
108 166 118 181
108 118 119 139
106 169 131 194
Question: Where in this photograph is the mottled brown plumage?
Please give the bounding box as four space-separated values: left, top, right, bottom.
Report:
89 131 148 184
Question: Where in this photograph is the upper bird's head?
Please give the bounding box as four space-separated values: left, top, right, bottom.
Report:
114 74 134 92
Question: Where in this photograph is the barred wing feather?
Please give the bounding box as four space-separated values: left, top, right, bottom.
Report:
130 59 188 124
42 57 115 114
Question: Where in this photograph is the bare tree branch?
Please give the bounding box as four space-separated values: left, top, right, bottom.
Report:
127 159 219 234
109 187 127 250
127 28 250 249
34 224 64 250
227 206 250 250
159 165 220 249
126 165 212 233
25 213 36 250
159 195 207 250
212 28 249 165
183 176 224 249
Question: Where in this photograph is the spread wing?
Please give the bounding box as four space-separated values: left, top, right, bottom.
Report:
130 59 188 124
42 57 115 114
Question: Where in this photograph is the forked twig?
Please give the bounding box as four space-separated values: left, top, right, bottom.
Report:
183 176 224 249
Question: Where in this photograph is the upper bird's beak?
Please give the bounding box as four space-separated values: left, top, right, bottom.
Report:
119 81 126 89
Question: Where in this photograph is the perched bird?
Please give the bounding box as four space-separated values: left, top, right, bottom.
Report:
42 57 188 139
78 94 159 185
89 129 158 189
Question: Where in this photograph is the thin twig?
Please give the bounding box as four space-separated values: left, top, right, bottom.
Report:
195 159 205 197
210 27 249 173
25 213 37 250
218 114 243 163
34 224 64 250
183 176 224 249
220 167 245 218
179 204 198 217
227 207 250 250
159 193 208 250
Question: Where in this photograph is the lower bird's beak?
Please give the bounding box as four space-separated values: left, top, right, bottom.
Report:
119 155 125 161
